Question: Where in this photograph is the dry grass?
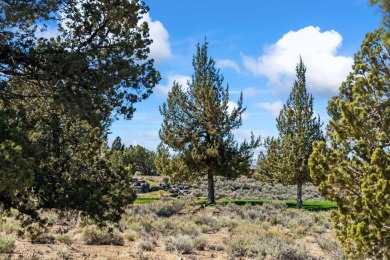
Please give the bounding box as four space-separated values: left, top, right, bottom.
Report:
0 177 344 259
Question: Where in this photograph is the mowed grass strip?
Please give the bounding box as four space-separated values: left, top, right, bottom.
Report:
134 198 161 204
134 198 337 210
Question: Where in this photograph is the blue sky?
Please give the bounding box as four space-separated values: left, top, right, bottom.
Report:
108 0 383 153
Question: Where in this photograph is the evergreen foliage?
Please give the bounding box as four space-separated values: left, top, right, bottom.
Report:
371 0 390 44
157 41 260 204
109 137 157 176
0 0 159 223
128 145 157 175
256 58 323 208
309 29 390 259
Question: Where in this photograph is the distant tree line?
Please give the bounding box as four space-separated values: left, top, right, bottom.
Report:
109 136 157 176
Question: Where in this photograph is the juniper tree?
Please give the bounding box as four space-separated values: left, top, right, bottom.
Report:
309 29 390 259
256 58 323 208
0 0 159 223
158 41 260 204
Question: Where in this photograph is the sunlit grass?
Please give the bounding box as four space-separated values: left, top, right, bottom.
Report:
134 198 337 211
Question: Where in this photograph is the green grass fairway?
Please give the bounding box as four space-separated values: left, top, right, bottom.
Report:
134 197 337 211
134 198 161 204
285 200 338 211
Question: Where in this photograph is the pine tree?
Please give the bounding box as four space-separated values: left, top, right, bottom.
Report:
127 145 157 175
111 137 125 152
256 58 323 208
158 41 260 204
309 29 390 259
371 0 390 44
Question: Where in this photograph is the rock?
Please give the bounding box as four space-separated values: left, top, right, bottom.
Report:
150 186 160 191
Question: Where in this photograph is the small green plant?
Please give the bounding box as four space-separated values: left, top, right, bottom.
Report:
162 176 170 185
0 235 16 253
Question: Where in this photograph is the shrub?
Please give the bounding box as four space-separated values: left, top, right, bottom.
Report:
226 222 310 259
316 234 346 259
162 176 170 185
0 236 16 253
56 234 72 245
30 233 56 244
1 219 22 236
152 217 177 236
165 235 194 254
226 235 252 257
154 200 185 217
193 235 207 250
193 213 213 225
178 222 201 238
124 230 138 241
82 226 124 246
138 236 156 251
215 216 240 231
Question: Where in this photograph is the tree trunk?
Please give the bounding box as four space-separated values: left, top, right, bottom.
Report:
207 170 215 204
297 182 303 209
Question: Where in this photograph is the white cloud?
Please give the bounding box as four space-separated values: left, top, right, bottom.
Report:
256 101 283 117
227 101 238 114
41 11 171 64
141 13 172 63
156 74 191 96
216 59 241 73
243 87 271 98
242 26 353 97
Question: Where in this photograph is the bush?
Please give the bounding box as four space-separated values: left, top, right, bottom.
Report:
165 235 194 254
0 236 16 253
82 226 124 246
226 235 253 257
138 236 156 251
226 222 310 259
316 234 346 259
29 233 56 244
153 217 178 236
154 200 185 217
56 233 72 245
1 219 22 236
124 230 138 241
193 235 207 250
179 222 201 238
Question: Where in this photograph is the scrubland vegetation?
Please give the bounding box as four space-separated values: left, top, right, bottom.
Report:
1 0 389 259
0 191 345 259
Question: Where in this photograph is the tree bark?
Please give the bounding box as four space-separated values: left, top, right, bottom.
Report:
297 182 303 209
207 170 215 204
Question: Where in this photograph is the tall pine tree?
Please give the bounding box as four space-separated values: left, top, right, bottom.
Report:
256 58 323 208
158 41 260 204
